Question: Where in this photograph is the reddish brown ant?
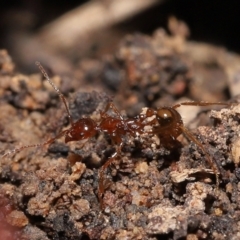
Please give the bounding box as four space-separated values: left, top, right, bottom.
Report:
1 62 232 208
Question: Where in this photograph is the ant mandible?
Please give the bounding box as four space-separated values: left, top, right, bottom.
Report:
2 62 231 208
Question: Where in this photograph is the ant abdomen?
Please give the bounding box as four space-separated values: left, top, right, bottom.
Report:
65 118 97 143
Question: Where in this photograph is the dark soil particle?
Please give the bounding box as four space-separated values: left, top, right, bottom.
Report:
1 29 240 239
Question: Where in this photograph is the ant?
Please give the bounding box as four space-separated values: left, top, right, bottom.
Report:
1 62 232 208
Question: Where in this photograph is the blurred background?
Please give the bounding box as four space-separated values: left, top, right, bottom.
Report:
1 0 240 74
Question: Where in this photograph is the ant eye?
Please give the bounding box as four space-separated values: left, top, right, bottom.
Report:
156 108 173 126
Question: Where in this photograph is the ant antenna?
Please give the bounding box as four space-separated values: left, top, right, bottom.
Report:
1 62 73 159
35 61 73 126
1 130 68 159
173 101 230 109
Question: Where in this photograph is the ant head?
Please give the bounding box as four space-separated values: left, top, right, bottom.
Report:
152 107 183 139
156 107 182 127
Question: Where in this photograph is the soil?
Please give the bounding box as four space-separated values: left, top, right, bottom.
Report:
1 29 240 240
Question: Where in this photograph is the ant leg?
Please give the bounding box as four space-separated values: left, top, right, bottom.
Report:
173 101 231 109
101 102 123 120
1 130 68 159
35 62 74 126
180 125 220 188
98 147 121 208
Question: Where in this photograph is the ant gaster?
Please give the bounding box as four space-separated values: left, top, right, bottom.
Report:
2 62 231 207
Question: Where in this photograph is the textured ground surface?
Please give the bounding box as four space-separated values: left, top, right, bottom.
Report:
1 30 240 239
